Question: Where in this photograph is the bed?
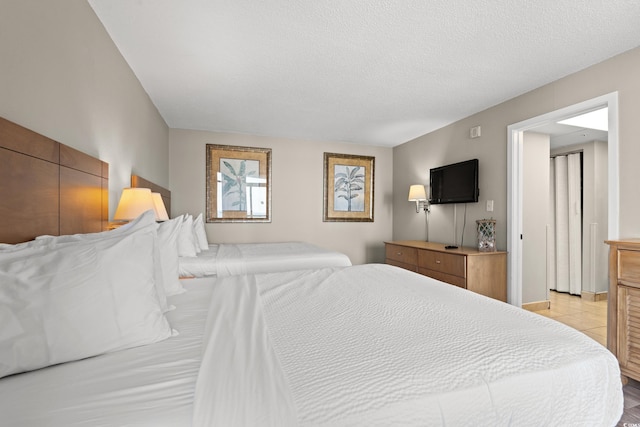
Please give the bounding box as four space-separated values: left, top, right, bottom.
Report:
1 265 624 426
128 175 352 278
0 116 624 426
193 265 623 426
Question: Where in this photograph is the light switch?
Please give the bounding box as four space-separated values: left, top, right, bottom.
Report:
486 200 494 212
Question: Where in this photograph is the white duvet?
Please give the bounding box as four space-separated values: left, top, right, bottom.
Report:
179 242 352 278
193 264 623 426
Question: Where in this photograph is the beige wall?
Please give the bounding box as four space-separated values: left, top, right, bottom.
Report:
0 0 169 217
393 121 506 247
522 132 549 304
169 129 393 265
393 46 640 251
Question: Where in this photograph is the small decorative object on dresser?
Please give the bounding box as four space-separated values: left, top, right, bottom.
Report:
606 239 640 384
384 240 507 301
476 218 496 252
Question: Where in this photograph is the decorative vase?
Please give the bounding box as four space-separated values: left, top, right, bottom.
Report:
477 219 496 252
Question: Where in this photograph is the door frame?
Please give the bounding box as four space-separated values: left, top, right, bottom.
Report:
506 92 619 307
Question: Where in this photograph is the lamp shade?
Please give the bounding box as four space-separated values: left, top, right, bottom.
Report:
151 192 169 221
113 188 156 221
408 184 427 201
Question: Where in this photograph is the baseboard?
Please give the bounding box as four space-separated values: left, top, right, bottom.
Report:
581 291 608 302
522 300 550 311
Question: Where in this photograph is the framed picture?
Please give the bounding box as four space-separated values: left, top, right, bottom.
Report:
323 152 374 222
206 144 271 222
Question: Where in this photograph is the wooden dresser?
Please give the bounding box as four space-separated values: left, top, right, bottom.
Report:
384 240 507 302
606 239 640 383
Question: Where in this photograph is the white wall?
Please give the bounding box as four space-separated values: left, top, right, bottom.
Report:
522 132 550 304
393 46 640 252
169 129 393 265
0 0 169 217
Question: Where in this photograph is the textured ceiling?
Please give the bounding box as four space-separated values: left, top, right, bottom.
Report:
88 0 640 147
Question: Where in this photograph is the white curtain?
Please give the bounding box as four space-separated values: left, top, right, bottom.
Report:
548 153 582 295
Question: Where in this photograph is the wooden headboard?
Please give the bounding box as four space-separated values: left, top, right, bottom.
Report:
131 175 171 218
0 117 109 244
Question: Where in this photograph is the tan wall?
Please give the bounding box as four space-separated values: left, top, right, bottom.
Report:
392 119 507 247
169 129 393 265
393 46 640 251
0 0 169 217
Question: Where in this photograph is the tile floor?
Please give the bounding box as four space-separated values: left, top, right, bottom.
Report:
531 290 607 346
531 290 640 426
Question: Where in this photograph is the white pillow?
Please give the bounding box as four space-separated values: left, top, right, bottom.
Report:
28 210 170 313
193 213 210 251
190 215 202 254
0 238 49 252
177 214 198 257
157 217 184 296
0 212 160 252
0 222 174 379
34 208 155 243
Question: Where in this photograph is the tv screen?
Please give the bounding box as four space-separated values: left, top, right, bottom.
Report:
429 159 479 204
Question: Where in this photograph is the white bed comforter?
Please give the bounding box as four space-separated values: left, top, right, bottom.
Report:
179 242 352 278
193 264 623 426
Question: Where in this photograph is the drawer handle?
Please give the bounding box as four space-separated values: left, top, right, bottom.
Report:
396 252 402 256
435 260 441 264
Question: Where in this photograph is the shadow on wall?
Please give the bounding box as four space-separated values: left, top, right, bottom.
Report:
366 243 386 264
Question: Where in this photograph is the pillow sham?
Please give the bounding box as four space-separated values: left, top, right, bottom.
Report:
0 211 158 252
33 207 155 243
0 238 49 252
190 214 202 254
177 214 198 257
0 223 174 380
157 217 184 296
193 213 210 251
28 210 169 313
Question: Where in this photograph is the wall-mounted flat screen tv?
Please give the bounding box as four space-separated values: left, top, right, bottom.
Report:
429 159 479 204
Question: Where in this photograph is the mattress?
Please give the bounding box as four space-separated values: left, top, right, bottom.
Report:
179 241 352 277
193 264 623 426
0 278 212 427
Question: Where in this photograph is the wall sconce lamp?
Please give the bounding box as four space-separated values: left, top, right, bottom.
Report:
408 184 429 213
113 188 168 222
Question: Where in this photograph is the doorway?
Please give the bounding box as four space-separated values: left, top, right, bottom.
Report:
506 92 619 307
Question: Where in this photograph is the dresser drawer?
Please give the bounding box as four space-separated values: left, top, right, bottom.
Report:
619 250 640 286
385 244 418 266
384 241 506 301
386 258 418 272
418 268 466 288
418 250 466 278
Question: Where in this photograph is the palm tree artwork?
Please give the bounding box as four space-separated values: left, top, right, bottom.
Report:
334 164 365 212
220 158 258 211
